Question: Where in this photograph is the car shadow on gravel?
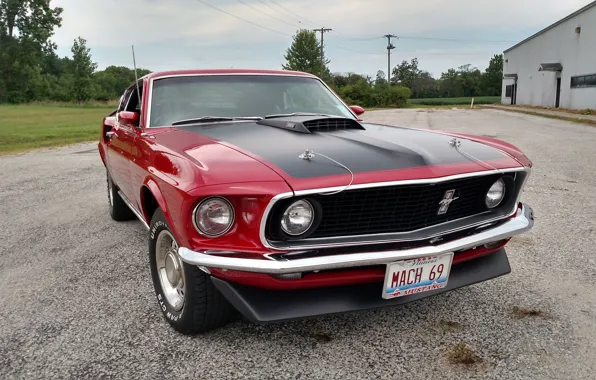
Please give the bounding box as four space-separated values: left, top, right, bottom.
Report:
178 278 570 378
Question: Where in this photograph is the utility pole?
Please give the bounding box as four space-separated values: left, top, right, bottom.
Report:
384 34 397 87
313 27 332 78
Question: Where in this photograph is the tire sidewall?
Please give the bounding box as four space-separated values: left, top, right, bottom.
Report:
149 210 188 325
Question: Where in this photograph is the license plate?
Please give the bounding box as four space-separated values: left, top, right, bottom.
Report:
382 253 454 299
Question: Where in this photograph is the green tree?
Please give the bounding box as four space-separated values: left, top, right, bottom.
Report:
0 0 63 102
374 70 387 88
459 64 483 96
391 58 421 88
482 54 504 96
438 68 460 97
282 29 330 79
92 65 151 101
70 36 97 102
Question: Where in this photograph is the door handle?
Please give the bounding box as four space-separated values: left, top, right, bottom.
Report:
106 131 118 138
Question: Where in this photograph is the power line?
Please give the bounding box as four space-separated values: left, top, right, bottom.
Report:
324 33 516 44
268 0 319 26
384 34 397 87
329 32 384 41
255 0 296 21
254 0 311 28
330 45 384 55
194 0 292 37
313 27 332 78
396 35 517 43
234 0 303 29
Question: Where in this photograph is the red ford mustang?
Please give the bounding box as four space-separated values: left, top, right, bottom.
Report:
98 69 534 334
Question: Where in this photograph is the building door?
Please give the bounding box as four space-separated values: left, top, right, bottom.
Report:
512 83 517 105
555 78 561 108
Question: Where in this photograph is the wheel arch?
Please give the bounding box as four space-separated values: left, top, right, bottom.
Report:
140 179 169 222
140 179 192 254
98 142 107 167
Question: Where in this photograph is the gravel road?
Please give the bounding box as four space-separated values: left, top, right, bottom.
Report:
1 108 595 380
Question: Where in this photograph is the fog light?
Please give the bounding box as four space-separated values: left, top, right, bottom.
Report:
270 273 303 280
484 240 506 249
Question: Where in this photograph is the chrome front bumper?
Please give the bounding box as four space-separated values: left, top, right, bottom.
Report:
178 203 534 275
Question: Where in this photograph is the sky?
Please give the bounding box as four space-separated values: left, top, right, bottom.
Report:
51 0 594 78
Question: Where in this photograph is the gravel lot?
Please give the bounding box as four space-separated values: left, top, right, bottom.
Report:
1 108 595 380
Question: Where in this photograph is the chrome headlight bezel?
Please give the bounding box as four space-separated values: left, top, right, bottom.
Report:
486 178 506 209
192 196 235 237
280 199 316 237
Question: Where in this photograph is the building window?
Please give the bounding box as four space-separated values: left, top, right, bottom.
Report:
570 74 596 88
505 85 514 97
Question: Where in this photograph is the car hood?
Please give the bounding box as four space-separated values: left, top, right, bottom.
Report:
173 118 526 191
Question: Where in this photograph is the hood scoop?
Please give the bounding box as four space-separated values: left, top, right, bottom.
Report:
257 115 365 134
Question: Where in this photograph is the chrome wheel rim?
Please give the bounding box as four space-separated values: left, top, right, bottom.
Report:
155 230 185 311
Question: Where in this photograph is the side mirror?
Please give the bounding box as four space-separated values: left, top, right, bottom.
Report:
349 105 365 116
118 111 139 126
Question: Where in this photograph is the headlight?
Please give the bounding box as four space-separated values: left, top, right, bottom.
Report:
486 178 506 208
193 197 234 237
281 200 315 236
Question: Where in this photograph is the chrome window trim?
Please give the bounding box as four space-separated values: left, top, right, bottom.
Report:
259 166 531 251
144 73 358 129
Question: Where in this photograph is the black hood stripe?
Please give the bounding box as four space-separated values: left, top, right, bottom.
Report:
177 121 508 179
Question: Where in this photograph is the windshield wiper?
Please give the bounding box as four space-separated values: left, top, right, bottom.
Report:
171 116 263 126
264 112 333 119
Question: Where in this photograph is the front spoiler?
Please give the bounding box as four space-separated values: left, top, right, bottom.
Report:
211 247 512 323
178 203 534 274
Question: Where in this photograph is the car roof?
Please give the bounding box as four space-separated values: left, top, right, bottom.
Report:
143 69 317 80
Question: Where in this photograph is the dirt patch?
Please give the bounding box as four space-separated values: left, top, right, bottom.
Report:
511 306 545 319
508 235 535 248
439 320 463 329
446 342 482 365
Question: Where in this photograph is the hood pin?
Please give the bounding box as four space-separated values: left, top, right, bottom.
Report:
299 149 316 160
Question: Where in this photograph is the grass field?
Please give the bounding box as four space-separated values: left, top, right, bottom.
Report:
408 96 501 106
0 105 114 155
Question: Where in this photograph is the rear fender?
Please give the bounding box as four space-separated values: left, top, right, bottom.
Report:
98 142 106 166
98 115 116 166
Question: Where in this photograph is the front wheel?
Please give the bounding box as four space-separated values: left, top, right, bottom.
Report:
148 208 236 334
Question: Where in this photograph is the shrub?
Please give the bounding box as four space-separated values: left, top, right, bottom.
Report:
409 96 500 106
335 82 411 108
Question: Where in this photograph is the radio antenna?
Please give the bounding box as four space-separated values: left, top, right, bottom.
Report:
132 45 142 107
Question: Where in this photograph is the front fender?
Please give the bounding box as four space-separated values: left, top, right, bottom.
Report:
140 177 184 242
143 178 169 219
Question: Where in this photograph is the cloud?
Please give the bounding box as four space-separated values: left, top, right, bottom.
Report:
51 0 594 76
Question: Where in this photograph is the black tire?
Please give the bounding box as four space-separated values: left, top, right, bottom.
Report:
106 170 135 221
148 208 236 334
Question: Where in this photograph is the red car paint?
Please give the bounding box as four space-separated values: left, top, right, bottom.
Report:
99 69 531 291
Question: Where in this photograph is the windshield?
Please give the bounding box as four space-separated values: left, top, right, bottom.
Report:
148 75 355 127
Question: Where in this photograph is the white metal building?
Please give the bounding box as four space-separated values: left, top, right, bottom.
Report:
501 1 596 109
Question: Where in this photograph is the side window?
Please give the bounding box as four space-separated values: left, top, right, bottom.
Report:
125 83 142 113
118 88 133 112
125 80 143 114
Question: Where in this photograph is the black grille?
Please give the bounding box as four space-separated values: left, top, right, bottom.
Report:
302 118 362 132
267 173 509 240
